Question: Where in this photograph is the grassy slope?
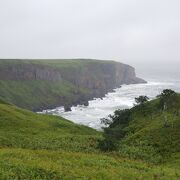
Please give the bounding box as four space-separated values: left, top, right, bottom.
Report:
0 80 89 111
0 101 179 179
0 59 115 110
117 97 180 164
1 149 179 180
0 102 100 151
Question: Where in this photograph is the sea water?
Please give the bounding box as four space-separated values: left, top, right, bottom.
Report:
41 77 180 130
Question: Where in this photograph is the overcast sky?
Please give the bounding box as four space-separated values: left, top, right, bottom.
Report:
0 0 180 71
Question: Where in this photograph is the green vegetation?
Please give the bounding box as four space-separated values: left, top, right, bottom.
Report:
135 95 149 105
0 102 100 152
0 59 117 111
0 80 89 111
100 90 180 165
0 59 115 68
0 91 179 179
1 149 179 179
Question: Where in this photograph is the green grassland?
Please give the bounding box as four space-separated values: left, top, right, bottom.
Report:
0 101 100 152
0 59 115 68
1 149 179 180
0 97 180 179
0 80 89 111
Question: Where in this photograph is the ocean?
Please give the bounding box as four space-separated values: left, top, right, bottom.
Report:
41 76 180 130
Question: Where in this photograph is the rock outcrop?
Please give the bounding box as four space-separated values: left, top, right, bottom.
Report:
0 59 146 111
58 61 145 98
0 64 62 81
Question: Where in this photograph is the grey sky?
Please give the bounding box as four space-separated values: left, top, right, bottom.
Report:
0 0 180 69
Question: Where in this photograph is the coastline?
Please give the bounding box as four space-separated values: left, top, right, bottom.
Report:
40 79 180 129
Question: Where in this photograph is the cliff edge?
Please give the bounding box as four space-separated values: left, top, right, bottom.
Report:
0 59 146 111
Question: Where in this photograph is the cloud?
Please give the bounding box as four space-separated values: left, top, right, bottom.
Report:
0 0 179 66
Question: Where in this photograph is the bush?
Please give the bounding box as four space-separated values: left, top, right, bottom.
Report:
98 138 118 151
99 109 132 151
135 96 149 105
157 89 177 110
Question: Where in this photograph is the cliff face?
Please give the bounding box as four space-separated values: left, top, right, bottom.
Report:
115 64 145 85
0 59 146 110
58 62 145 97
0 64 62 81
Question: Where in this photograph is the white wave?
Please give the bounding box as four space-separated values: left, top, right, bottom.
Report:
40 80 180 130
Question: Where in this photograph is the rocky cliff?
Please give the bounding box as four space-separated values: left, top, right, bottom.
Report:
0 63 62 81
58 61 145 97
0 59 146 111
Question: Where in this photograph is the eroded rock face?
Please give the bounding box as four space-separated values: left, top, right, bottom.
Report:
115 64 146 85
0 61 145 87
0 64 62 81
59 62 146 96
0 60 146 110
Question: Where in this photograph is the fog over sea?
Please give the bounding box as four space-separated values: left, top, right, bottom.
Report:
41 67 180 130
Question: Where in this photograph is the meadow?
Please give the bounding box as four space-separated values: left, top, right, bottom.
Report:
0 97 179 179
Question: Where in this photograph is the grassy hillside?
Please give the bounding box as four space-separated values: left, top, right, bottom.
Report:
1 149 179 179
120 102 180 162
100 91 180 165
0 101 100 151
0 99 179 179
0 80 89 111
